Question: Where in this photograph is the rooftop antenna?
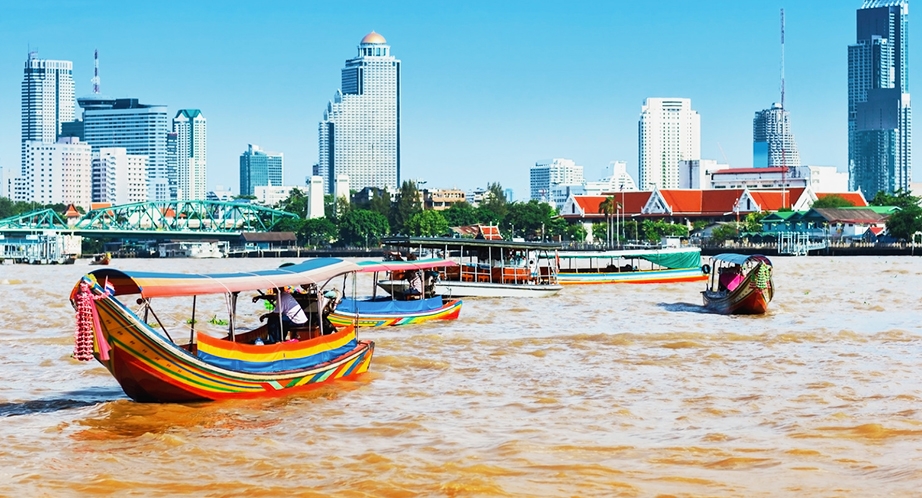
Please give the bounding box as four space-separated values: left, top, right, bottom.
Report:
91 49 100 94
780 8 787 209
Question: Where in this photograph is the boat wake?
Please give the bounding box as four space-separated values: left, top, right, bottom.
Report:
657 302 711 314
0 388 124 417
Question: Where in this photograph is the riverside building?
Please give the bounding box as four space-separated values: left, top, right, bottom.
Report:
21 55 75 170
17 138 92 210
82 98 170 201
753 103 801 168
318 31 400 194
172 109 207 201
848 0 911 197
91 148 149 205
240 144 283 196
638 98 700 190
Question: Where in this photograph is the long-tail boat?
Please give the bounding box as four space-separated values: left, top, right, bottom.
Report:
701 254 774 314
556 246 707 284
380 236 562 298
328 258 462 327
69 258 374 403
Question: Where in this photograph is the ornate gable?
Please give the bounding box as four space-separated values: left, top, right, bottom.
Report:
642 188 672 215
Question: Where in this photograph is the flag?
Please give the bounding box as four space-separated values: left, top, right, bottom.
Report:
104 277 115 296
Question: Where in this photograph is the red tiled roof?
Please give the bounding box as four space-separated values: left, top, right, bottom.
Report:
868 227 884 235
90 202 111 211
712 167 789 175
659 189 703 213
700 189 745 214
748 188 804 211
816 192 868 207
477 225 502 240
63 204 80 217
571 192 651 217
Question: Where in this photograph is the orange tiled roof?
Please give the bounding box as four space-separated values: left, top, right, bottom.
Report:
816 191 867 207
63 204 80 217
748 188 805 211
90 202 112 211
700 189 745 214
572 192 652 216
477 225 502 240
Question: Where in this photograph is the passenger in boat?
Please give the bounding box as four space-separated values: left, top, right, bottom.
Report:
405 269 424 299
320 288 342 335
261 286 308 343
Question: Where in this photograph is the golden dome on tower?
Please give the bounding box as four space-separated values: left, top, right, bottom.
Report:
361 31 386 44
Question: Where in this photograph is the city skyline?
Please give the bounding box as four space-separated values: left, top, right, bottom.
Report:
0 1 919 200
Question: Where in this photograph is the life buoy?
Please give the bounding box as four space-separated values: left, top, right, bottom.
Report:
701 264 711 275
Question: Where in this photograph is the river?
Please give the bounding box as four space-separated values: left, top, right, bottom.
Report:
0 256 920 496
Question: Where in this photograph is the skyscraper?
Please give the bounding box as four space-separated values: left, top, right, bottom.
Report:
18 138 92 210
21 55 75 171
753 103 801 168
82 98 170 201
530 158 584 202
173 109 207 201
240 144 284 196
848 0 911 197
319 31 400 194
638 98 700 190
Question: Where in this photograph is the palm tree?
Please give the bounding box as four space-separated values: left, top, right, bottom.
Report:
599 196 616 249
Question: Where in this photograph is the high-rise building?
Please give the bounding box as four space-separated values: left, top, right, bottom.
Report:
638 98 700 190
21 55 75 172
239 144 284 196
848 0 911 197
173 109 207 201
530 158 585 202
92 148 149 205
753 103 801 168
319 31 400 194
82 98 170 201
16 137 92 210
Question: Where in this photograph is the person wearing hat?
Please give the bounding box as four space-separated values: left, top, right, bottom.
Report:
261 286 307 343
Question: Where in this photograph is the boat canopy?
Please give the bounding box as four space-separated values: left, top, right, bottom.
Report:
382 236 561 250
77 257 360 299
557 247 701 269
336 296 446 314
357 258 457 273
711 254 773 266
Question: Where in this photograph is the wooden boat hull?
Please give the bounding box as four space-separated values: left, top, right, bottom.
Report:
557 267 707 285
88 294 375 403
701 263 774 315
328 298 462 327
435 281 562 298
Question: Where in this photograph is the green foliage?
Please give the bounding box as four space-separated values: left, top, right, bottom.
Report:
208 315 229 326
404 210 450 236
504 200 557 239
0 198 71 219
442 201 478 227
741 211 770 233
278 188 309 216
566 223 587 242
870 189 920 210
233 194 258 201
480 183 509 222
811 194 856 209
391 181 422 234
639 219 689 243
710 223 740 244
691 220 709 232
886 205 922 240
339 209 390 247
300 217 338 246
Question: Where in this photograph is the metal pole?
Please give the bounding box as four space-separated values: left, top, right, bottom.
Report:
188 295 197 345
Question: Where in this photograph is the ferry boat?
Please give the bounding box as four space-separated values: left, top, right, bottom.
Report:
380 236 562 298
158 240 229 258
556 246 707 284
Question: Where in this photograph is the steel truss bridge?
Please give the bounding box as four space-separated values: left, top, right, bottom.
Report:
0 200 298 240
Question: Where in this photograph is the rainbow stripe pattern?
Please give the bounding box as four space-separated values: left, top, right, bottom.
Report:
77 278 374 403
328 297 462 327
557 267 707 285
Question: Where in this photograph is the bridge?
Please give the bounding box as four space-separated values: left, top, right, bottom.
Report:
0 200 299 240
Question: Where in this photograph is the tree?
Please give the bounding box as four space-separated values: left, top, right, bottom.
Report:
566 223 587 243
300 217 337 246
338 209 390 247
504 200 559 240
886 207 922 240
279 188 309 217
391 181 422 234
812 194 855 209
442 202 478 227
404 210 449 236
741 212 770 233
870 189 920 210
710 223 739 244
599 196 616 247
480 182 508 222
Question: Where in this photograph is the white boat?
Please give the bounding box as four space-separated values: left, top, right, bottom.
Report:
556 246 707 285
381 236 562 298
158 241 229 259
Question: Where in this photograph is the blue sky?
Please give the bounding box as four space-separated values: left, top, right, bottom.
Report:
0 0 917 199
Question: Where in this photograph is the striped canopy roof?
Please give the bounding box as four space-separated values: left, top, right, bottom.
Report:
79 258 360 299
357 258 457 273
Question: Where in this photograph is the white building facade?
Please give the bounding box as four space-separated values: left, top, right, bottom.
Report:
21 56 75 172
254 185 305 207
319 32 400 194
17 138 92 210
638 98 700 190
92 148 149 205
709 165 849 192
83 99 170 201
173 109 207 201
678 159 730 189
530 158 585 202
